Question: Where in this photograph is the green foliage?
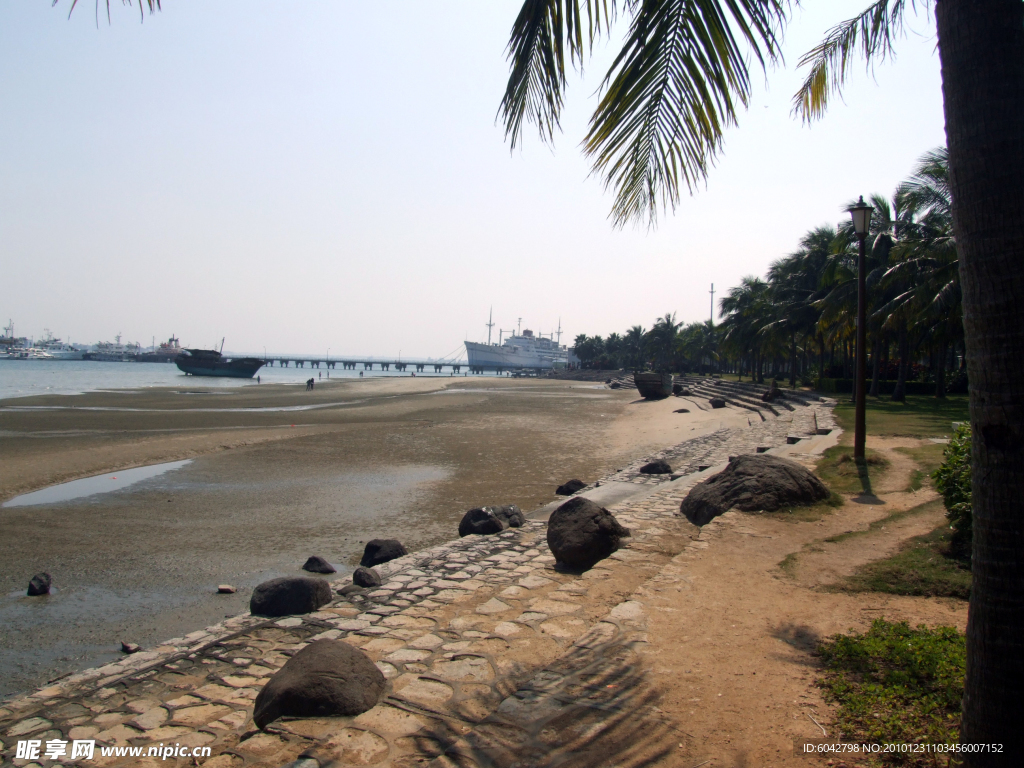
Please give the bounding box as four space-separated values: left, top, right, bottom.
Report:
817 619 965 762
933 423 972 557
840 525 972 600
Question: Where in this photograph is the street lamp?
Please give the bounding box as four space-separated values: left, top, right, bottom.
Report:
849 195 874 460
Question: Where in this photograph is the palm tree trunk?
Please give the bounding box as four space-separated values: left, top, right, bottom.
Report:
935 339 948 398
937 1 1024 759
818 333 825 385
891 322 908 402
789 334 797 387
869 333 882 397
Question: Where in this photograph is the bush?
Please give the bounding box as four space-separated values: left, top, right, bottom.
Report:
933 423 972 557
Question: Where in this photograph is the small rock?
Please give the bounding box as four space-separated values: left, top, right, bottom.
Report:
639 460 672 475
352 566 381 588
250 577 332 617
27 572 51 596
555 479 586 496
709 397 727 409
217 584 237 594
610 381 621 389
672 383 683 395
337 584 364 596
253 639 385 729
302 556 336 574
360 539 408 568
121 641 141 654
547 497 630 570
674 408 690 414
458 505 524 537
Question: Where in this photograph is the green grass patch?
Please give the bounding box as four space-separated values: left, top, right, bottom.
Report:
763 491 845 523
823 498 944 545
778 551 800 575
839 525 971 600
817 619 964 765
831 394 969 439
816 445 891 495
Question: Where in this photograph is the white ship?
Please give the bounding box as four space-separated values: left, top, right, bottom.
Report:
85 334 141 362
37 330 86 360
464 312 568 370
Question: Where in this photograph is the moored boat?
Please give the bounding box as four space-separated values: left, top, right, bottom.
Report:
175 348 265 378
634 372 673 399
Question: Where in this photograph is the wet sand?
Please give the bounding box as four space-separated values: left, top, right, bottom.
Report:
0 376 748 699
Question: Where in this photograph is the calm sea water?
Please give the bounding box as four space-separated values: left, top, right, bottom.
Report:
0 359 459 401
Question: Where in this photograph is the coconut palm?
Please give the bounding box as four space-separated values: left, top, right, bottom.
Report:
623 325 647 371
501 2 1024 751
647 312 682 371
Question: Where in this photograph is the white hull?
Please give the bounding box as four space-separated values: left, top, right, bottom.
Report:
464 341 566 369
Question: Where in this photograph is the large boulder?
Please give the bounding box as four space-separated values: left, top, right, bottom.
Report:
27 572 51 596
360 539 408 568
458 504 525 537
556 479 586 496
679 454 831 526
639 460 672 475
302 556 336 574
709 397 727 409
253 639 385 729
352 566 381 588
547 497 631 570
250 577 332 617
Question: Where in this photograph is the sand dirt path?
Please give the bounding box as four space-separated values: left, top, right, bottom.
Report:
635 435 966 767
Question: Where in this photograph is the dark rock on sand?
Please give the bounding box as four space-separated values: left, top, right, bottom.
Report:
120 641 141 654
672 383 683 395
302 556 336 574
253 639 385 729
360 539 408 568
674 408 690 414
27 572 51 596
250 577 332 617
709 397 727 409
547 497 631 570
556 479 586 496
610 381 621 389
458 504 525 537
352 566 381 588
640 460 672 475
679 454 830 526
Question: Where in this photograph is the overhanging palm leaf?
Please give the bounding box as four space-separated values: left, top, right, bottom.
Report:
792 0 920 122
503 0 786 226
57 0 160 23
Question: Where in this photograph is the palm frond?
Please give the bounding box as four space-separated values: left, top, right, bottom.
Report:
581 0 787 225
792 0 918 123
500 1 616 149
56 0 160 23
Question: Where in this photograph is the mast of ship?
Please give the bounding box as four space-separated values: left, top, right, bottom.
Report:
486 307 494 345
556 318 562 346
517 317 522 336
220 337 225 354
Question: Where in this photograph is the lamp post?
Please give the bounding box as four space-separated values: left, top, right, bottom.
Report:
849 196 874 460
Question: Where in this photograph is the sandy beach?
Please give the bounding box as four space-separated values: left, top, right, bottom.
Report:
0 376 748 699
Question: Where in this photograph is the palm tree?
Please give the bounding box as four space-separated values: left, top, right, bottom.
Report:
501 1 1024 754
648 313 682 372
623 325 647 371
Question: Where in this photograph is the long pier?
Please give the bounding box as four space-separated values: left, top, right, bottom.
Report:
248 356 543 375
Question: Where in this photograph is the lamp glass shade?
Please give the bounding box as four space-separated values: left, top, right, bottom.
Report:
850 196 874 236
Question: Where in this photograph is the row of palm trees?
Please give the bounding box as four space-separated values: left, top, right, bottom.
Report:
574 147 961 400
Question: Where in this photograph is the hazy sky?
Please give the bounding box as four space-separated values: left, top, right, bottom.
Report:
1 2 945 357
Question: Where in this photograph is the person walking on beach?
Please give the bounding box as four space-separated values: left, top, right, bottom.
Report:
257 375 260 384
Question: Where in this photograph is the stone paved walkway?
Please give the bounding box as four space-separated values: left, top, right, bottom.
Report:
1 397 835 768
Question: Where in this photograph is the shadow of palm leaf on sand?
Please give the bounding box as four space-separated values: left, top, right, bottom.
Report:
388 621 686 768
